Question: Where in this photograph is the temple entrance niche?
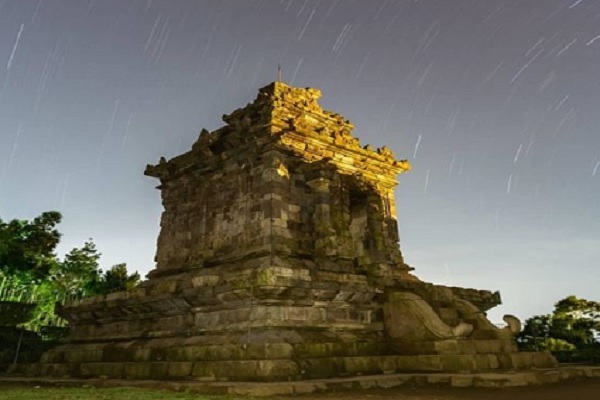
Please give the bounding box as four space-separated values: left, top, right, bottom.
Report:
348 184 369 259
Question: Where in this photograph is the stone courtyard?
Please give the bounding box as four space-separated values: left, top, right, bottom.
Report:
12 81 558 383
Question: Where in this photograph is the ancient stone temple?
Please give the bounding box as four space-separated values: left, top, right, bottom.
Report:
18 82 556 382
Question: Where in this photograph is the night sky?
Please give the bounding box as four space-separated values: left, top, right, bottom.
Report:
1 0 599 322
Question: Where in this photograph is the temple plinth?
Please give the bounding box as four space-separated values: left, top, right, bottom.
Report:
16 82 556 382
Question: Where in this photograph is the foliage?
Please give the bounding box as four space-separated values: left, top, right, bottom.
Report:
0 271 66 330
0 212 62 280
518 295 600 353
0 386 241 400
0 272 40 303
0 301 37 325
539 338 576 352
50 240 102 299
96 263 141 294
555 296 600 316
0 212 141 334
552 348 600 364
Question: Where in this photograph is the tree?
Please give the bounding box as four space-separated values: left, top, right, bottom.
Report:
554 295 600 319
520 314 551 342
50 240 102 299
551 296 600 348
1 211 141 333
0 211 62 280
518 295 600 351
96 263 140 294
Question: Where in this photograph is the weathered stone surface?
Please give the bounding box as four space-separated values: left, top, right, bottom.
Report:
4 366 600 395
20 81 556 382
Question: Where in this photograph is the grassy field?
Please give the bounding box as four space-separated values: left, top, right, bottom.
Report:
0 386 249 400
2 381 600 400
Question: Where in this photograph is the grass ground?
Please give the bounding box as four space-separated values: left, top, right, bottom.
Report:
0 386 247 400
1 380 600 400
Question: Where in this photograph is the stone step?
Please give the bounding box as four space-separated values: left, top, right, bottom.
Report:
4 366 600 396
386 339 518 355
41 341 388 364
12 351 557 382
41 338 521 367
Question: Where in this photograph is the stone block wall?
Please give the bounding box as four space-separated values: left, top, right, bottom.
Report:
145 81 411 278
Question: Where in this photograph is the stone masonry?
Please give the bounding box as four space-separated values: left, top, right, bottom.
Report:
15 82 556 382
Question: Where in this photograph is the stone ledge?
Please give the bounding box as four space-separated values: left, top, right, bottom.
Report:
2 366 599 396
22 351 557 381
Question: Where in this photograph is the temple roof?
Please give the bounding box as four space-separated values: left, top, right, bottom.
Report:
146 81 410 190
